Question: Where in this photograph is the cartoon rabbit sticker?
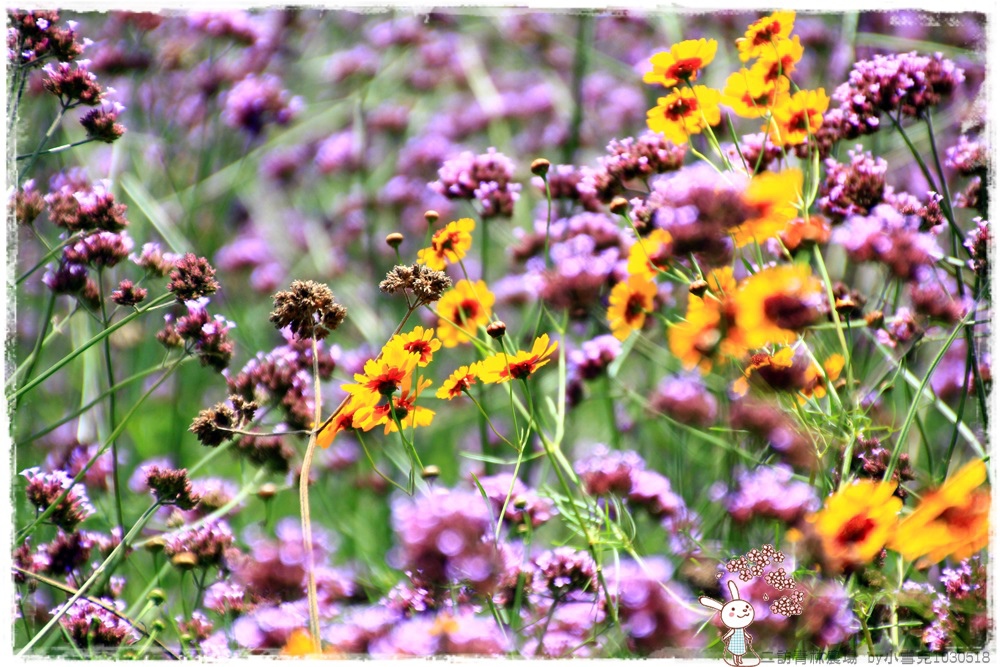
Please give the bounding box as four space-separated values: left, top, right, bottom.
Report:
700 580 760 667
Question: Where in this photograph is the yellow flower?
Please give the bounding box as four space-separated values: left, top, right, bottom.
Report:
801 353 844 400
626 229 673 280
353 374 435 435
768 88 829 146
416 218 475 271
643 39 718 88
341 344 421 402
436 364 480 400
436 279 495 348
387 325 441 367
478 334 558 383
736 11 796 62
282 629 325 657
315 391 380 449
735 264 821 349
807 480 902 570
889 460 990 567
647 85 721 146
722 67 790 118
607 275 657 342
668 267 746 372
780 215 831 252
755 35 804 83
730 168 803 247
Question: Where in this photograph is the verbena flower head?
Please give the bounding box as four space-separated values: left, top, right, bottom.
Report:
63 230 134 268
478 334 558 383
380 263 452 306
646 85 721 145
607 558 701 653
269 280 347 341
22 467 95 532
533 547 597 596
222 73 302 136
431 148 520 218
163 520 234 569
167 253 219 303
724 464 819 523
477 473 555 529
56 598 139 651
80 101 126 143
416 218 475 271
578 132 686 203
650 374 717 427
42 59 103 106
643 38 718 88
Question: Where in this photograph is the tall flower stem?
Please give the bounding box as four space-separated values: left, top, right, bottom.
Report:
98 268 126 543
562 14 592 165
19 102 69 185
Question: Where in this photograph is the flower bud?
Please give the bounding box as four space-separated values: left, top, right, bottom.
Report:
258 482 278 500
171 552 198 570
865 310 884 329
421 465 440 481
486 321 506 339
689 279 709 297
530 158 550 177
148 588 167 605
385 232 404 249
424 210 439 226
609 197 629 215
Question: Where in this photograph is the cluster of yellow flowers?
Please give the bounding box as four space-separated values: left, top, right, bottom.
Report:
805 460 990 572
643 11 829 148
315 219 558 448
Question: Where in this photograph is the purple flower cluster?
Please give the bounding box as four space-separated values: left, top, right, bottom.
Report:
222 73 302 136
390 488 502 595
8 10 89 65
430 147 521 218
650 374 718 427
533 547 597 596
607 558 701 654
160 298 236 372
578 131 686 203
56 598 139 651
476 473 555 529
723 465 819 524
832 51 965 138
22 467 95 532
831 204 943 282
818 147 888 219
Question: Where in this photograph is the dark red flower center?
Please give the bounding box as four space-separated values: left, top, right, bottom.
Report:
763 294 816 330
667 58 702 81
836 514 876 546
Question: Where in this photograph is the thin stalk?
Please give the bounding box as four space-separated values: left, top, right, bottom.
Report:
98 269 126 544
300 335 324 646
562 14 592 165
17 231 84 285
10 292 174 403
18 291 57 389
18 102 69 185
16 136 96 161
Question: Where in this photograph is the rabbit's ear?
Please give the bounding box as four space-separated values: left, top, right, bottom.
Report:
728 580 741 600
699 596 725 611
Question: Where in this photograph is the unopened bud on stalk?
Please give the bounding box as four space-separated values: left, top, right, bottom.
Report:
385 232 404 249
865 310 884 329
171 552 198 570
689 279 709 297
424 210 439 225
144 537 166 553
530 158 550 177
486 321 506 339
258 483 278 500
421 465 440 480
148 588 167 605
609 197 629 215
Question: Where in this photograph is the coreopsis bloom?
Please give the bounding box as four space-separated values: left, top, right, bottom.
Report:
643 39 718 88
416 218 475 271
342 344 421 402
731 168 803 247
646 85 721 145
626 228 673 280
768 88 830 146
668 267 747 372
890 460 989 567
722 67 790 118
353 375 435 434
315 392 379 449
806 480 901 570
754 35 804 83
607 275 657 342
780 215 832 252
435 279 495 347
736 11 796 62
478 334 558 383
436 364 480 400
735 264 822 348
387 326 440 367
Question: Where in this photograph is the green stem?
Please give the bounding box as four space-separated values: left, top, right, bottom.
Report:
98 269 127 546
9 292 174 403
18 102 69 185
18 291 57 390
18 503 162 655
17 231 84 285
562 14 591 165
16 137 97 161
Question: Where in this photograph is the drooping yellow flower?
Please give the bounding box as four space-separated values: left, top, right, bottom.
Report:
643 39 719 88
607 275 657 342
780 215 832 252
889 460 990 567
734 264 821 349
807 480 902 570
647 86 722 146
436 364 480 400
736 11 796 62
352 374 435 435
416 218 475 271
315 391 380 449
668 267 746 372
626 229 673 280
341 344 421 402
732 346 797 397
387 325 441 367
768 88 830 146
436 279 495 348
282 629 324 657
801 353 844 400
730 168 803 247
755 34 804 83
478 334 558 383
722 67 790 119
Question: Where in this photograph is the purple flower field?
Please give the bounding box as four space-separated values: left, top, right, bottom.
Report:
6 7 993 660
